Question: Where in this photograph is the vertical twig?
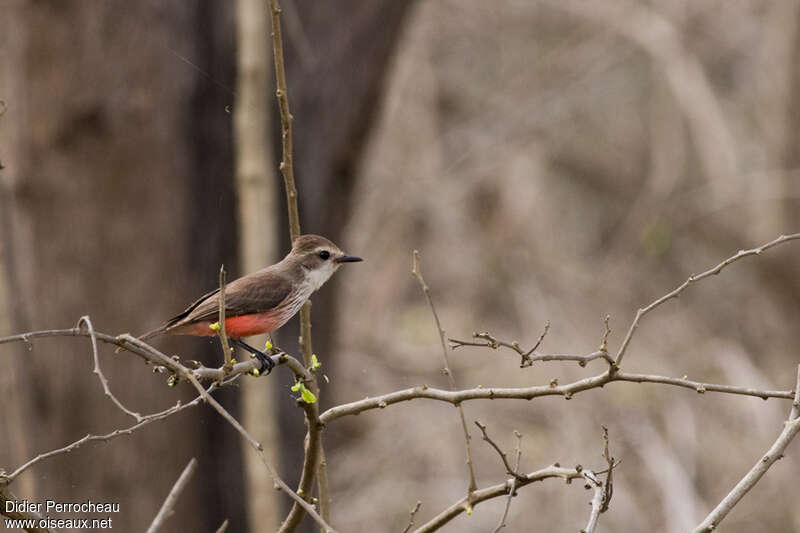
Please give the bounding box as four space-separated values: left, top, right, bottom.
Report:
413 251 478 494
268 0 329 529
219 266 232 373
492 430 522 533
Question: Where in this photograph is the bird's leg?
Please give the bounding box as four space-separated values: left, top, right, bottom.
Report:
231 339 275 374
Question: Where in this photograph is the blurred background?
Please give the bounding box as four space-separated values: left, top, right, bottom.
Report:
1 1 799 532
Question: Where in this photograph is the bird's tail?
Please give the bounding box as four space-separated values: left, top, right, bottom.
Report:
139 326 166 342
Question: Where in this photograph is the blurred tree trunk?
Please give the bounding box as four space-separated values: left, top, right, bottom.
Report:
271 0 415 526
234 0 282 529
0 2 244 531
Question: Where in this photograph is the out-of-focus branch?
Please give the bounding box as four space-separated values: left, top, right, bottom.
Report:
402 502 423 533
0 485 52 532
541 0 738 202
615 233 800 367
413 250 478 494
146 457 198 533
692 364 800 533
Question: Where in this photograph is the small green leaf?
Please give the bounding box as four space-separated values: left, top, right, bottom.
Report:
466 505 473 516
291 380 317 403
209 322 221 332
300 387 317 404
265 340 273 351
311 354 322 371
251 368 260 377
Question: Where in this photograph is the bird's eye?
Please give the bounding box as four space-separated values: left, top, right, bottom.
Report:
318 250 330 260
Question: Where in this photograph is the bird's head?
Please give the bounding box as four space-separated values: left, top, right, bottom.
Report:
289 234 362 291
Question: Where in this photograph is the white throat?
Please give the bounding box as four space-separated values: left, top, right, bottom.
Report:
303 262 337 292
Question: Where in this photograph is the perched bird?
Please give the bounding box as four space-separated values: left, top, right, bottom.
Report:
142 234 362 373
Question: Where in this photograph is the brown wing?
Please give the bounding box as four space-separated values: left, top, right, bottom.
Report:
165 267 295 329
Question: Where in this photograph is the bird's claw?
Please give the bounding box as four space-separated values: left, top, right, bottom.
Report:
255 352 275 375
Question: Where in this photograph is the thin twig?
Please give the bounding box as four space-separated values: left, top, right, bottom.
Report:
615 233 800 368
269 0 299 242
692 364 800 533
146 457 198 533
1 388 211 485
474 421 524 481
413 250 477 494
492 430 522 533
580 469 604 533
450 321 614 368
402 501 422 533
78 316 143 421
219 266 233 374
215 519 229 533
600 426 613 513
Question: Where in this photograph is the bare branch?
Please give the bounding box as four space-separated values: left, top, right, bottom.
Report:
266 0 329 527
411 465 584 533
413 250 477 493
402 501 422 533
600 426 613 513
580 469 604 533
0 485 53 532
147 457 198 533
474 421 524 481
615 233 800 367
215 519 229 533
218 266 233 373
78 315 143 421
491 430 522 533
692 364 800 533
321 370 793 424
450 320 614 368
1 387 210 485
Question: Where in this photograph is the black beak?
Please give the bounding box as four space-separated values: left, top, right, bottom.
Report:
335 254 363 263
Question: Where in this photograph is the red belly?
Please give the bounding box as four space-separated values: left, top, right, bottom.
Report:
174 312 283 338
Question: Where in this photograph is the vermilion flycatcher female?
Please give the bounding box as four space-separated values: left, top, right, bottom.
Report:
142 234 362 373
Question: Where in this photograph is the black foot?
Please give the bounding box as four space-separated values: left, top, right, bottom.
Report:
232 339 275 375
